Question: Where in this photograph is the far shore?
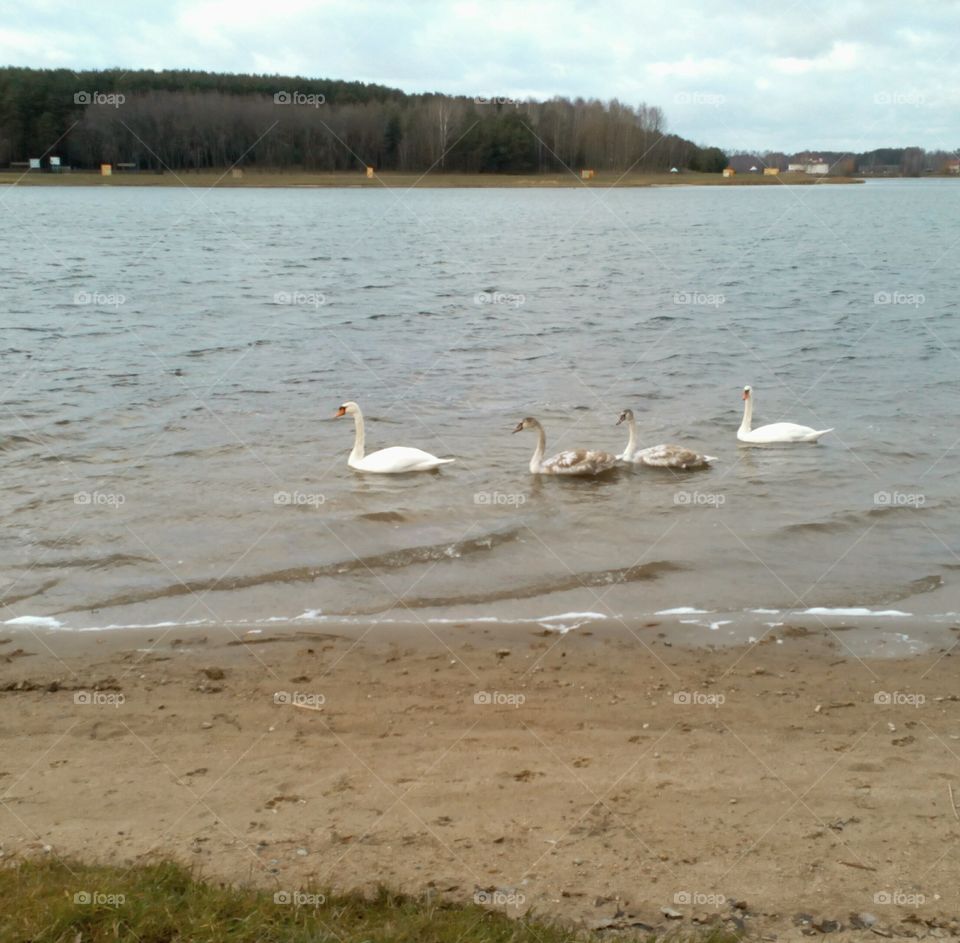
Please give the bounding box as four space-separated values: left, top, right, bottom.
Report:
0 168 866 189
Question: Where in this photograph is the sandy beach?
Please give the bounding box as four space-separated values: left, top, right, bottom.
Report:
2 621 958 939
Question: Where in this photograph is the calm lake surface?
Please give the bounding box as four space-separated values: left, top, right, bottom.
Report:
2 179 958 649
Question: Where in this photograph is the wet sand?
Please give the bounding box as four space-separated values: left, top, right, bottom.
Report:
1 621 959 939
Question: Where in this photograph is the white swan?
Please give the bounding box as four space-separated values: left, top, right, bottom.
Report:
513 417 619 476
616 409 716 469
737 386 833 444
335 402 455 473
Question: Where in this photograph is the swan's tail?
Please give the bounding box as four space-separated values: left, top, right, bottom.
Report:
704 455 719 463
435 458 456 465
807 428 834 442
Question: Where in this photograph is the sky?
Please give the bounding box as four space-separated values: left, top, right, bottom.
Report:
1 0 957 153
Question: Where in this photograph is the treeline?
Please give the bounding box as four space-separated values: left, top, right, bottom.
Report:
728 147 959 176
0 67 727 174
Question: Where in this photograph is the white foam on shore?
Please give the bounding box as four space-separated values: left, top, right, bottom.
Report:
294 609 324 621
3 615 63 628
656 607 709 615
539 611 608 621
802 607 910 617
426 616 501 624
750 608 780 614
535 612 609 634
76 618 211 633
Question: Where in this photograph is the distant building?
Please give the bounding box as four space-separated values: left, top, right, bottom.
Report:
763 167 779 176
946 159 960 173
722 167 736 177
788 160 829 175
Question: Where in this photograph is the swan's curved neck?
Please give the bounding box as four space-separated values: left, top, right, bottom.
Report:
349 410 366 461
529 424 546 473
623 416 638 459
739 395 753 435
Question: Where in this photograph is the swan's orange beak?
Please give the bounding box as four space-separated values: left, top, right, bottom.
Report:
335 406 346 418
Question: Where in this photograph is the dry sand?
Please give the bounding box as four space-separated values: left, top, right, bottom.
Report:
1 621 958 939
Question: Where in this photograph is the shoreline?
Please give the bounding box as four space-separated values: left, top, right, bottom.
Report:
3 620 959 938
2 607 949 660
0 169 866 189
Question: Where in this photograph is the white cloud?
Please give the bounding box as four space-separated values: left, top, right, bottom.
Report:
0 0 957 151
648 57 731 79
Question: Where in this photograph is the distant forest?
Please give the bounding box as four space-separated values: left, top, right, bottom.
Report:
0 67 729 174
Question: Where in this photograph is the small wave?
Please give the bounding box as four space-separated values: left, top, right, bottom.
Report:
0 579 60 605
0 434 40 451
348 560 682 614
656 606 709 615
19 553 152 571
781 510 865 534
359 510 407 523
868 504 928 519
185 346 244 357
57 528 522 614
878 574 942 602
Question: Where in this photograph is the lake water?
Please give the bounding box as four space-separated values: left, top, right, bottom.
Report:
2 179 959 650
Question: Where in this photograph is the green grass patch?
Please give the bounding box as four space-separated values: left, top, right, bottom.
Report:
0 859 743 943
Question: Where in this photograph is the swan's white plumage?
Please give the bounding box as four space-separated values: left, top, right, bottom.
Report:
513 417 618 476
616 409 715 469
737 386 833 444
336 401 454 473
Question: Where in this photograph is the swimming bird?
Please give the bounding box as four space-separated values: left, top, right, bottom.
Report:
616 409 716 469
513 416 619 476
737 386 833 444
335 401 455 473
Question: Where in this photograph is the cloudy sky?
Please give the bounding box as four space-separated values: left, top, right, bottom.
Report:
2 0 956 152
